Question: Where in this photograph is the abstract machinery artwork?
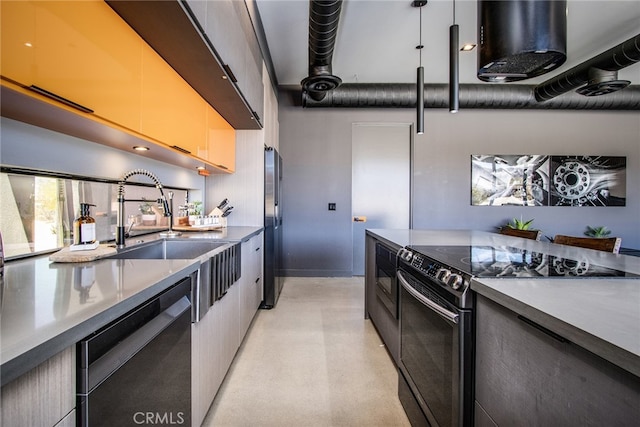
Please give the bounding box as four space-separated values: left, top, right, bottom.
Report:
471 155 626 207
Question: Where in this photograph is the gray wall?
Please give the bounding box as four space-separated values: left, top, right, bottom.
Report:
1 118 205 193
278 91 640 276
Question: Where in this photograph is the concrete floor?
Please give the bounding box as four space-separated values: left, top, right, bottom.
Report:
202 277 411 427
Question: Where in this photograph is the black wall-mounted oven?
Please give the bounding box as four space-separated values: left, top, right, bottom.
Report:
375 242 399 318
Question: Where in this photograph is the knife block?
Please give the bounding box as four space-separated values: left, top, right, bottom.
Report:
209 208 227 228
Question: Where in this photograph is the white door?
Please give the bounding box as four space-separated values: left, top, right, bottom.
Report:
352 123 411 275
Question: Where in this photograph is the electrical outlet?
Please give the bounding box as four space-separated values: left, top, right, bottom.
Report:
328 203 336 211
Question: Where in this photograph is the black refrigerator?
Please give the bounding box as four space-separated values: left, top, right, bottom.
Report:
262 147 283 309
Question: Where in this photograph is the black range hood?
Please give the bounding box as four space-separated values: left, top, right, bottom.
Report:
477 0 567 82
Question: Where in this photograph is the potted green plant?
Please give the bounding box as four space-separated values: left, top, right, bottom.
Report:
498 216 541 240
187 201 203 226
192 201 203 216
505 216 535 230
584 226 612 238
139 200 157 226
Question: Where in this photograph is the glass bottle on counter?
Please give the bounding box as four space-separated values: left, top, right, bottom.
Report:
73 203 96 245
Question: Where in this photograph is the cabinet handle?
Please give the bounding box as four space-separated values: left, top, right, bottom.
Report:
29 85 94 113
517 315 569 343
215 164 229 170
255 247 260 252
255 278 260 283
171 145 191 154
222 64 237 83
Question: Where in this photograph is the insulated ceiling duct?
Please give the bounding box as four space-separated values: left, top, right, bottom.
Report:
478 0 567 82
300 0 343 101
535 33 640 101
297 83 640 110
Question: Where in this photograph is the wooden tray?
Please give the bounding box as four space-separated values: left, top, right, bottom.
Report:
49 244 116 263
172 225 224 232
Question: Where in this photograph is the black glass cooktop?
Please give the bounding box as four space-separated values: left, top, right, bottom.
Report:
407 245 639 279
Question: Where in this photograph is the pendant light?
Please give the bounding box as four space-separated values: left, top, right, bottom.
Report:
449 0 459 113
413 1 427 134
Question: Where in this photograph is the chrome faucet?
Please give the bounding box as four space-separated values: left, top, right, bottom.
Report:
159 191 182 239
116 169 171 248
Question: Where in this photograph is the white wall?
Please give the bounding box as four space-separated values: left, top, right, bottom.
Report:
278 93 640 276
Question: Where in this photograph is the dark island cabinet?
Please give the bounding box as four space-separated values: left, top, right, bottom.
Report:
365 233 400 365
475 294 640 426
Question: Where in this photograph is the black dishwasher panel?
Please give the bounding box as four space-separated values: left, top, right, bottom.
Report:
77 277 192 427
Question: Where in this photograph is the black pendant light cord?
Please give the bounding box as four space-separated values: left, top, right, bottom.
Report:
416 2 425 134
419 5 423 67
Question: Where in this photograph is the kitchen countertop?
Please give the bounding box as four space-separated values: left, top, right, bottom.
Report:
367 229 640 376
367 229 640 273
0 226 263 386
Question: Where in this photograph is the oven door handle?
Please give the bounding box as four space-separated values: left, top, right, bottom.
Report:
397 271 459 324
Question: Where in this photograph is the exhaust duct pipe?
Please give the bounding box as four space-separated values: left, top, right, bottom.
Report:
300 0 343 101
299 83 640 110
576 69 630 97
535 33 640 101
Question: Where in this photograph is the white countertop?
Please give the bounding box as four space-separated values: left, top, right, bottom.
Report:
367 229 640 376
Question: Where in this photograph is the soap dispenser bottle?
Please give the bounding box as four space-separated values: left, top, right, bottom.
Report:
74 203 96 245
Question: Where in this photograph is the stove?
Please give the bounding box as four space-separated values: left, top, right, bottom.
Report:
406 245 639 279
395 244 637 427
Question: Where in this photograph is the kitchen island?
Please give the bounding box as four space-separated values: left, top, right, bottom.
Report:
366 228 640 367
365 229 640 425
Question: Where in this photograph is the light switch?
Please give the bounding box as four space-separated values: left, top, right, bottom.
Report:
328 203 336 211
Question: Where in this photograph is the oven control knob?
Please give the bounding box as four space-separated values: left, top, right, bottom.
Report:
447 274 464 290
398 249 413 262
436 268 451 282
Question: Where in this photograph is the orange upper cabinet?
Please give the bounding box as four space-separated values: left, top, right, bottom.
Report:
1 1 37 85
141 44 206 156
1 1 143 132
2 0 234 173
206 107 236 173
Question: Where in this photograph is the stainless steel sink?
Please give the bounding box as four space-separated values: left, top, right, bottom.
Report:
106 238 239 323
107 239 227 260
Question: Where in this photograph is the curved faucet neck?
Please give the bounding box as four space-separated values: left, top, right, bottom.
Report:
116 169 170 248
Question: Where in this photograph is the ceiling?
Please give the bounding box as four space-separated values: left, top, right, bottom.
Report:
255 0 640 89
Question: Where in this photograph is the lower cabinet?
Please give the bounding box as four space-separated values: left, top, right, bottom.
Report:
1 346 75 427
475 294 640 426
239 232 263 341
192 232 263 427
364 234 400 364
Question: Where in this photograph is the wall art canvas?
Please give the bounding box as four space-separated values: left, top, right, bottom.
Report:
471 155 626 207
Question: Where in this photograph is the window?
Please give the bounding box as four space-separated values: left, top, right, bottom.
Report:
0 171 188 259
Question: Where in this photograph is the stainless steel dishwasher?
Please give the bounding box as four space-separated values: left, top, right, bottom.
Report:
76 276 193 426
